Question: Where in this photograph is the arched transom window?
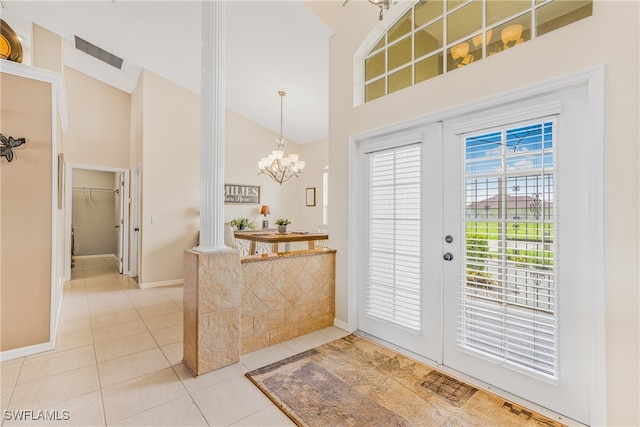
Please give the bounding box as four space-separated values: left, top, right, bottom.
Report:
364 0 592 102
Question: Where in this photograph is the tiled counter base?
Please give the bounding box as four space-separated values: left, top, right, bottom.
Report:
240 249 336 354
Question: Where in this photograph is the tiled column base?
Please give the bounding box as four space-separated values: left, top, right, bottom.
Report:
183 249 242 376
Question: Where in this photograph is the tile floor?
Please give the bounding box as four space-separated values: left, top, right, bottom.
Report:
1 258 349 426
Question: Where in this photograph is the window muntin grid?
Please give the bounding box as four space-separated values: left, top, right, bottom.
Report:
363 0 592 102
460 119 558 378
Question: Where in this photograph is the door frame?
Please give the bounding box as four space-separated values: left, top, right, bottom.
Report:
347 65 605 424
0 61 67 361
65 164 130 279
129 163 141 278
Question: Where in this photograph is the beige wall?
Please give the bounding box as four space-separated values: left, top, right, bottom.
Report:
324 1 638 425
63 67 131 169
71 169 117 256
225 110 325 232
296 138 328 232
133 81 329 285
130 76 143 167
0 72 52 351
138 69 200 286
32 23 62 73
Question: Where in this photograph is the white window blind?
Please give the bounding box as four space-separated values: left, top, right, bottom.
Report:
365 144 422 332
460 119 558 378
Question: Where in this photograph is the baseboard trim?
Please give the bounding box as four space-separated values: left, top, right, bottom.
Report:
72 254 116 260
333 319 351 332
0 341 55 362
138 279 184 289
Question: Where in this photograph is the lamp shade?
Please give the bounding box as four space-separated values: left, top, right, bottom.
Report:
260 205 270 215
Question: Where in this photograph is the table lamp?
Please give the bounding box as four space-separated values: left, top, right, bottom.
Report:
260 205 270 229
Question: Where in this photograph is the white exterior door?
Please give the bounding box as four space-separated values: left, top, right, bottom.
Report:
357 83 596 424
357 123 443 362
441 84 591 425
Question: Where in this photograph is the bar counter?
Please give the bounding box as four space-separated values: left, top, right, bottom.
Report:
239 248 336 354
240 247 334 262
234 230 328 254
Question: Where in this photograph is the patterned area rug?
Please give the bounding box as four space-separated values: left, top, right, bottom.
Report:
246 334 565 427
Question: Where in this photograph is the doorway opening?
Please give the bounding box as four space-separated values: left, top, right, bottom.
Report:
65 164 130 280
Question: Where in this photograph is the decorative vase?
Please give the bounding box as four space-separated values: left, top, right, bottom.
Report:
278 225 287 233
0 19 23 63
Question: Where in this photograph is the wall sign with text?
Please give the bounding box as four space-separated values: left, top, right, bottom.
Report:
224 184 260 204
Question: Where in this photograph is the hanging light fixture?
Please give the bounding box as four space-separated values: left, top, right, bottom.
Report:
368 0 400 21
342 0 422 21
258 91 305 185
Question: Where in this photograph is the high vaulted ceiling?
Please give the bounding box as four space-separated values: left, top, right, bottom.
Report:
1 1 333 144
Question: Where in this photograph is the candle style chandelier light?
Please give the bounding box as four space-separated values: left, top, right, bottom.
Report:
258 90 305 185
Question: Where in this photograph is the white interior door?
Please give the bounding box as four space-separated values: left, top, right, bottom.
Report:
357 83 594 424
115 173 124 274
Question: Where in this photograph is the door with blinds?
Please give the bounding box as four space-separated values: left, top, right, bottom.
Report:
357 84 592 424
441 86 591 424
357 124 443 361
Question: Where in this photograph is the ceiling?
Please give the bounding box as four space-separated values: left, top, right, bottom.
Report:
1 1 333 144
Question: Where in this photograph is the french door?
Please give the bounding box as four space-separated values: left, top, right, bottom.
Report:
357 123 443 362
357 84 593 424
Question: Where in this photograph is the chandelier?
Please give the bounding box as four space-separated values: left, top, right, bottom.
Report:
343 0 424 21
343 0 401 21
258 91 305 185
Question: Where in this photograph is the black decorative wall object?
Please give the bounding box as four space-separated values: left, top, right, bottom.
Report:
0 133 26 162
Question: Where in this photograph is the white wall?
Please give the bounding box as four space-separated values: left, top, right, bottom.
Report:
71 169 117 256
323 1 638 425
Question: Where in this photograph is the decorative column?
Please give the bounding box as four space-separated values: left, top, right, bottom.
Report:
196 0 226 252
183 0 241 376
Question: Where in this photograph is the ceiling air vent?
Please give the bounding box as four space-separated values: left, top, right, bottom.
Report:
74 36 124 70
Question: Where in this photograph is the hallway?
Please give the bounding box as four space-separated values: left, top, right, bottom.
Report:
1 258 348 426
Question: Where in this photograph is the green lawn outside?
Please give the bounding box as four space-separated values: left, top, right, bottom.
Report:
466 221 555 269
466 221 554 242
